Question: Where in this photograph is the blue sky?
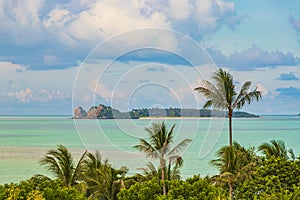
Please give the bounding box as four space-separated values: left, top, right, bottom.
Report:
0 0 300 115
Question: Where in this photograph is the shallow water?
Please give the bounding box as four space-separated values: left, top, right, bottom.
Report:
0 115 299 184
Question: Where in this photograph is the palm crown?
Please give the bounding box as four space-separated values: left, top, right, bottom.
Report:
134 121 191 195
195 68 262 146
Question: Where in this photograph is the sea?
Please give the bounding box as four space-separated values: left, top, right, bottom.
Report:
0 115 299 184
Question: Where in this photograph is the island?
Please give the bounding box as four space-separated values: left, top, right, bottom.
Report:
73 104 259 119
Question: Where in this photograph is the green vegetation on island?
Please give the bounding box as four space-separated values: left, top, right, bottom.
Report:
73 104 259 119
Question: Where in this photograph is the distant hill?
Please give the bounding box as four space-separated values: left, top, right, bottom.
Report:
73 104 259 119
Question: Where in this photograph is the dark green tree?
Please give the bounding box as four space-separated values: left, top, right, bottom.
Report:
0 175 86 200
134 121 191 195
195 68 262 146
235 156 300 199
117 176 220 200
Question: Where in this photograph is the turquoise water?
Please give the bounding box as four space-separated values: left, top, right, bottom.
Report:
0 115 299 184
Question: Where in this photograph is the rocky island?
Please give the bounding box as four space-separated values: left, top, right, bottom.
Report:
73 104 259 119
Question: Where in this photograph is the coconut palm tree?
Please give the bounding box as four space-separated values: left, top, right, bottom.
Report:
134 121 191 195
258 139 294 160
137 162 160 182
195 68 262 146
84 151 128 200
167 155 183 181
83 151 106 198
211 142 258 200
211 145 237 200
138 160 183 182
39 144 88 188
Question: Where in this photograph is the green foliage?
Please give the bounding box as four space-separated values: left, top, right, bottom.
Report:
0 176 86 200
164 177 219 200
257 186 300 200
118 176 220 200
235 156 300 199
117 179 162 200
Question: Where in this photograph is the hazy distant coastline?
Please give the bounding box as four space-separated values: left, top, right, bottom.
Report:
73 104 259 119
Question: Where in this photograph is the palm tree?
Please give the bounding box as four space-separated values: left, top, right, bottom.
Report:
84 151 128 200
39 144 88 188
195 68 262 146
134 121 191 195
211 145 237 200
167 156 183 181
137 162 160 182
211 142 258 200
138 160 182 182
84 151 106 198
258 139 294 160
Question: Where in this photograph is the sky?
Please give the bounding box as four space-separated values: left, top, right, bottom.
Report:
0 0 300 115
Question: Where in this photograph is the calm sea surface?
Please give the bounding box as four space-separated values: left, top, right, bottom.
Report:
0 115 299 184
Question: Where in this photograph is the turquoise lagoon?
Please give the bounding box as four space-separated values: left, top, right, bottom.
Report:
0 115 299 184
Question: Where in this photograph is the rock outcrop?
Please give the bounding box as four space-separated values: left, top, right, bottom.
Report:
73 107 87 119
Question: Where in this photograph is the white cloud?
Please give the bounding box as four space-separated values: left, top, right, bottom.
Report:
0 0 242 69
0 0 44 44
3 88 69 102
44 0 171 47
43 8 71 29
15 88 33 102
2 88 32 102
0 61 76 105
194 0 239 32
89 79 113 102
171 78 205 102
206 45 300 70
0 62 24 73
168 0 191 20
0 0 241 49
256 83 268 96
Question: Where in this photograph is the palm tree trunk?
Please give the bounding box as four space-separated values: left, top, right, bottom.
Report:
161 159 167 195
228 110 233 146
228 176 233 200
168 163 171 180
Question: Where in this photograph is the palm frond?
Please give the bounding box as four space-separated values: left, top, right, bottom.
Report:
258 140 289 159
167 138 191 157
195 80 228 110
234 83 262 110
137 161 159 180
134 139 158 159
72 150 88 184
